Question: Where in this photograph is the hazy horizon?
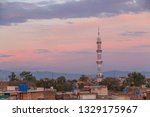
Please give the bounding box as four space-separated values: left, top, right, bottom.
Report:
0 0 150 73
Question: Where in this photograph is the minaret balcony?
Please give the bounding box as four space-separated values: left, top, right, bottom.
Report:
96 50 102 53
96 61 103 64
97 41 102 44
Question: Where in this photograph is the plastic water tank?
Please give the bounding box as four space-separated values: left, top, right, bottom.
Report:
19 84 28 92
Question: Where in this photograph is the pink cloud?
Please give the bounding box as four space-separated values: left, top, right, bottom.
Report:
0 12 149 71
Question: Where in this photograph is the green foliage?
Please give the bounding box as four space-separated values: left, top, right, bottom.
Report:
8 71 105 92
55 76 72 91
55 83 72 92
56 76 66 84
35 76 72 92
8 71 36 87
36 78 56 88
99 77 120 91
20 71 36 82
79 75 89 82
8 72 18 81
127 72 145 86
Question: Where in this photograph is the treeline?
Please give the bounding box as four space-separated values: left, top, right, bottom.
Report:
100 72 150 91
8 71 78 91
8 71 150 92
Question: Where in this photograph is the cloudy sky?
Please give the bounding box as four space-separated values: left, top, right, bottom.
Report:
0 0 150 73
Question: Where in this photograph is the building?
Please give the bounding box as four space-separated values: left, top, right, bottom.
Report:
0 81 8 91
90 86 108 96
96 28 103 82
79 93 97 100
19 90 56 100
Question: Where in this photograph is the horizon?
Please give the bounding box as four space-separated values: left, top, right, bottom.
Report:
1 69 150 81
0 0 150 73
1 69 150 75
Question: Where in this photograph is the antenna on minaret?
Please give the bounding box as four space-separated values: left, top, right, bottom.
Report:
98 27 100 36
96 27 103 83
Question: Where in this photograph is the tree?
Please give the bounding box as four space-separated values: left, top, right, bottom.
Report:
20 71 36 82
79 75 89 82
99 77 120 91
36 79 45 87
56 76 66 84
8 72 18 81
127 72 145 86
43 78 56 88
55 76 72 91
55 76 66 91
36 78 51 88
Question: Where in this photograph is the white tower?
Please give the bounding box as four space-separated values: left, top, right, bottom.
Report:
96 28 103 82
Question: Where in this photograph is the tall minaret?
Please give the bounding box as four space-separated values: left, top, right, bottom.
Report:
96 27 103 82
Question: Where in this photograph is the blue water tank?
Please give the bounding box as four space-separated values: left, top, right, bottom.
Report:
123 87 127 94
19 84 28 92
135 89 141 96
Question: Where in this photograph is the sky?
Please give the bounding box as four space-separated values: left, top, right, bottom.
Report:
0 0 150 74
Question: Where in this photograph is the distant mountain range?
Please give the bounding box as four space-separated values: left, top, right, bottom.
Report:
0 70 150 80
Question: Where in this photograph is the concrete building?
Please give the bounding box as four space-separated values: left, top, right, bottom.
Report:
0 81 8 91
36 87 44 91
19 90 56 100
79 93 97 100
111 95 130 100
7 86 18 91
90 86 108 96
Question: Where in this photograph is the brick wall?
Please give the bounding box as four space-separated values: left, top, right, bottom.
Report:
19 91 56 100
0 81 8 91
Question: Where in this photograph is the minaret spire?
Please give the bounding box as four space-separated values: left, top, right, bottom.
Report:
96 27 103 83
98 27 100 36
